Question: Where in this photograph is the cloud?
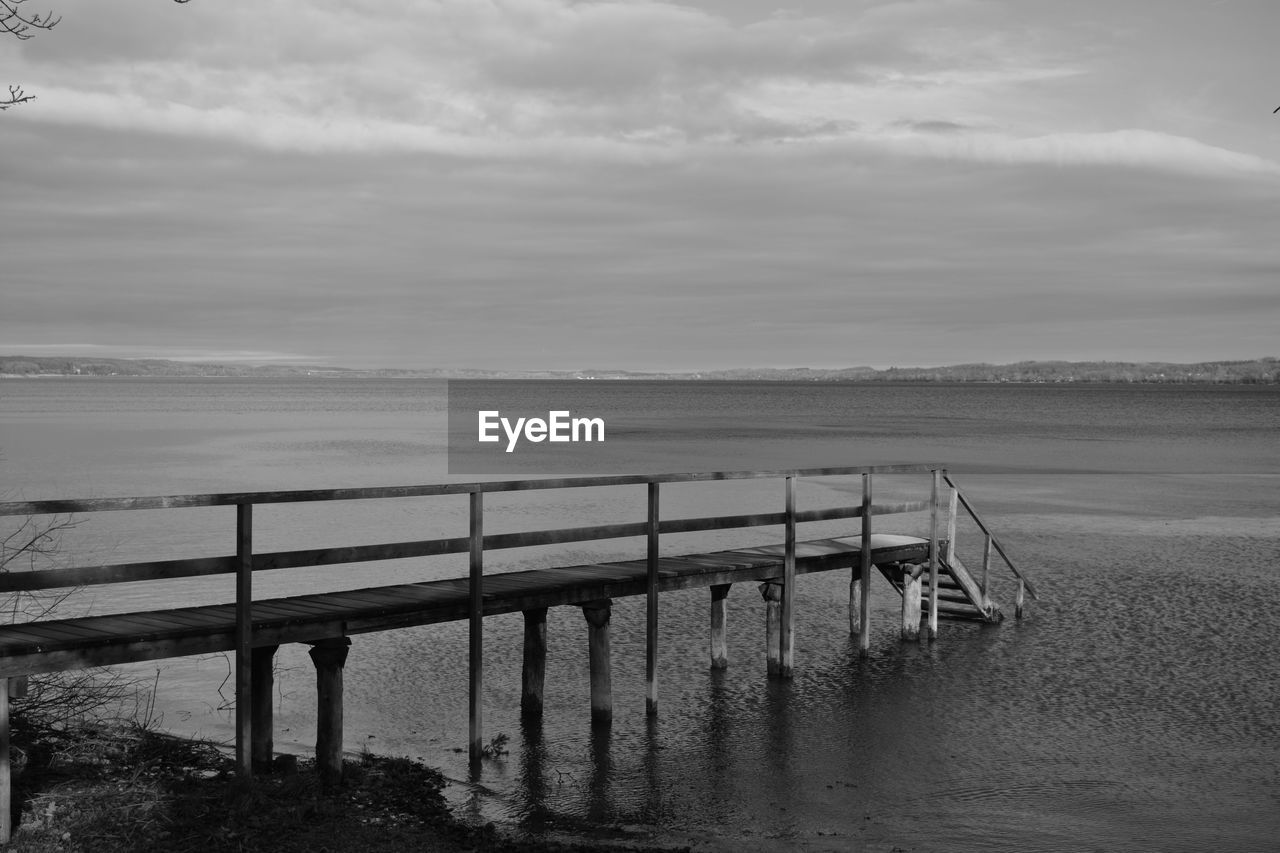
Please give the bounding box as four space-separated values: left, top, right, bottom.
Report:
881 128 1280 176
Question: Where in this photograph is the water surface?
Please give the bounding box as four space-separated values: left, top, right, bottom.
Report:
1 378 1277 851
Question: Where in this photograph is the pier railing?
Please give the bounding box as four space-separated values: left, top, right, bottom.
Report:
941 471 1040 617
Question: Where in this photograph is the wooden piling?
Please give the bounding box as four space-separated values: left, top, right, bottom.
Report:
0 678 23 844
308 637 351 789
521 607 548 717
901 563 923 641
582 599 613 725
251 645 279 773
709 584 731 670
848 574 863 637
1 678 9 845
759 581 783 677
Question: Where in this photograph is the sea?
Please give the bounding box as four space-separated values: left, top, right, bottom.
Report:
1 377 1277 852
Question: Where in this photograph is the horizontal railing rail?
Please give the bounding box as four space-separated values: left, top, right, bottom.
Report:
0 499 932 594
0 463 935 518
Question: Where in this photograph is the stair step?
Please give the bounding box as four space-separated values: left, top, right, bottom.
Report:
925 592 976 605
937 609 991 621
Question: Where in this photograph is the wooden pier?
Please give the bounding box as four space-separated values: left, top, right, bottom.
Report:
0 465 1036 841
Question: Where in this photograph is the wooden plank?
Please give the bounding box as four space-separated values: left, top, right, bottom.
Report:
945 487 958 564
1 678 10 843
943 554 1001 622
235 502 253 777
859 473 872 655
0 464 937 518
115 610 221 632
246 599 351 622
660 511 786 535
0 556 235 593
266 596 365 617
317 589 415 611
0 621 106 648
485 522 648 551
80 613 199 640
254 537 468 572
982 534 992 599
468 491 483 761
646 482 659 716
0 624 70 652
928 470 940 639
780 476 796 678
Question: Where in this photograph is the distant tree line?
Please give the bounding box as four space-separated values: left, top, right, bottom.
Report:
865 358 1280 384
0 357 331 378
2 356 1278 383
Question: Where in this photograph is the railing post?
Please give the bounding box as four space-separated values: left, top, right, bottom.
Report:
945 483 958 564
646 481 659 715
468 491 484 761
928 470 940 640
780 475 796 678
235 502 253 777
981 533 992 600
858 472 873 656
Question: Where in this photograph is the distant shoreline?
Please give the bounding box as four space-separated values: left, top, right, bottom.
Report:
1 355 1277 383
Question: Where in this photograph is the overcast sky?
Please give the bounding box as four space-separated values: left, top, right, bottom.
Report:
3 0 1278 370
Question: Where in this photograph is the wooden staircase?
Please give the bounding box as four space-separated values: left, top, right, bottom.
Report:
878 549 1001 623
873 471 1039 633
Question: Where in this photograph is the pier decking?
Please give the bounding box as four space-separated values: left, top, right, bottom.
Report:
0 465 1036 841
0 534 931 675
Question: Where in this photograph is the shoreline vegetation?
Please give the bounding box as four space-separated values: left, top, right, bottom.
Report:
7 715 684 853
0 355 1277 383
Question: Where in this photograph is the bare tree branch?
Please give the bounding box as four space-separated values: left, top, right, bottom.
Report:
3 1 191 111
0 83 35 109
0 0 60 40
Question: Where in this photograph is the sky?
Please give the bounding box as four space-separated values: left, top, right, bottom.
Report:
2 0 1279 371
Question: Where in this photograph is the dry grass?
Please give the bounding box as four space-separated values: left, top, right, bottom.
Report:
6 723 685 853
